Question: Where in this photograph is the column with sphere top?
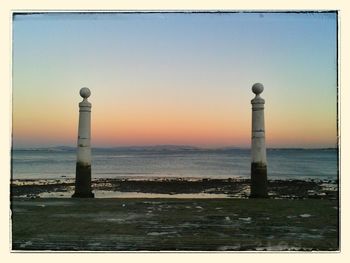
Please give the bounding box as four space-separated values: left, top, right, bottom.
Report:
72 87 94 198
250 83 268 198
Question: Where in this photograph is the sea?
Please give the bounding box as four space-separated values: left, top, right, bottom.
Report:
11 146 338 181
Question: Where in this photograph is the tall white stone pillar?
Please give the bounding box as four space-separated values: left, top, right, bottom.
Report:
72 87 94 198
250 83 268 198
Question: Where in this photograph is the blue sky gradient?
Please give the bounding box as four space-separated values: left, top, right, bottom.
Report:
12 12 337 148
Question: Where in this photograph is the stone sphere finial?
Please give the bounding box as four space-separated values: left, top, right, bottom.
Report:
252 83 264 95
80 87 91 99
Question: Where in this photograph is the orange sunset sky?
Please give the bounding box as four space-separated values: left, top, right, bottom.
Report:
12 12 337 148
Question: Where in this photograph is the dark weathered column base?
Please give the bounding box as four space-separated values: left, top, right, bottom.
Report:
72 192 95 198
250 162 268 198
72 163 94 198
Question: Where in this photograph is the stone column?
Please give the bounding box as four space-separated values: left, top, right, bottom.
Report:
250 83 268 198
72 87 94 198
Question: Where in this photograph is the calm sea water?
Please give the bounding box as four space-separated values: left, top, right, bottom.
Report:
11 147 338 181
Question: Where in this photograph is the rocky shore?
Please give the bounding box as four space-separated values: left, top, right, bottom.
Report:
11 177 338 200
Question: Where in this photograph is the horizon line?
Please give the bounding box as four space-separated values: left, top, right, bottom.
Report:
12 144 338 150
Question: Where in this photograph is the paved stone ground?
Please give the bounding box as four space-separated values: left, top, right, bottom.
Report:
11 198 339 251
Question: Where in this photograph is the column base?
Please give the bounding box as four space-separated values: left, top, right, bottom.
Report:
250 162 268 198
72 192 95 198
72 163 94 198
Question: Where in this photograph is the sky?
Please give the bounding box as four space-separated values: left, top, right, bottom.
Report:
12 12 337 148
